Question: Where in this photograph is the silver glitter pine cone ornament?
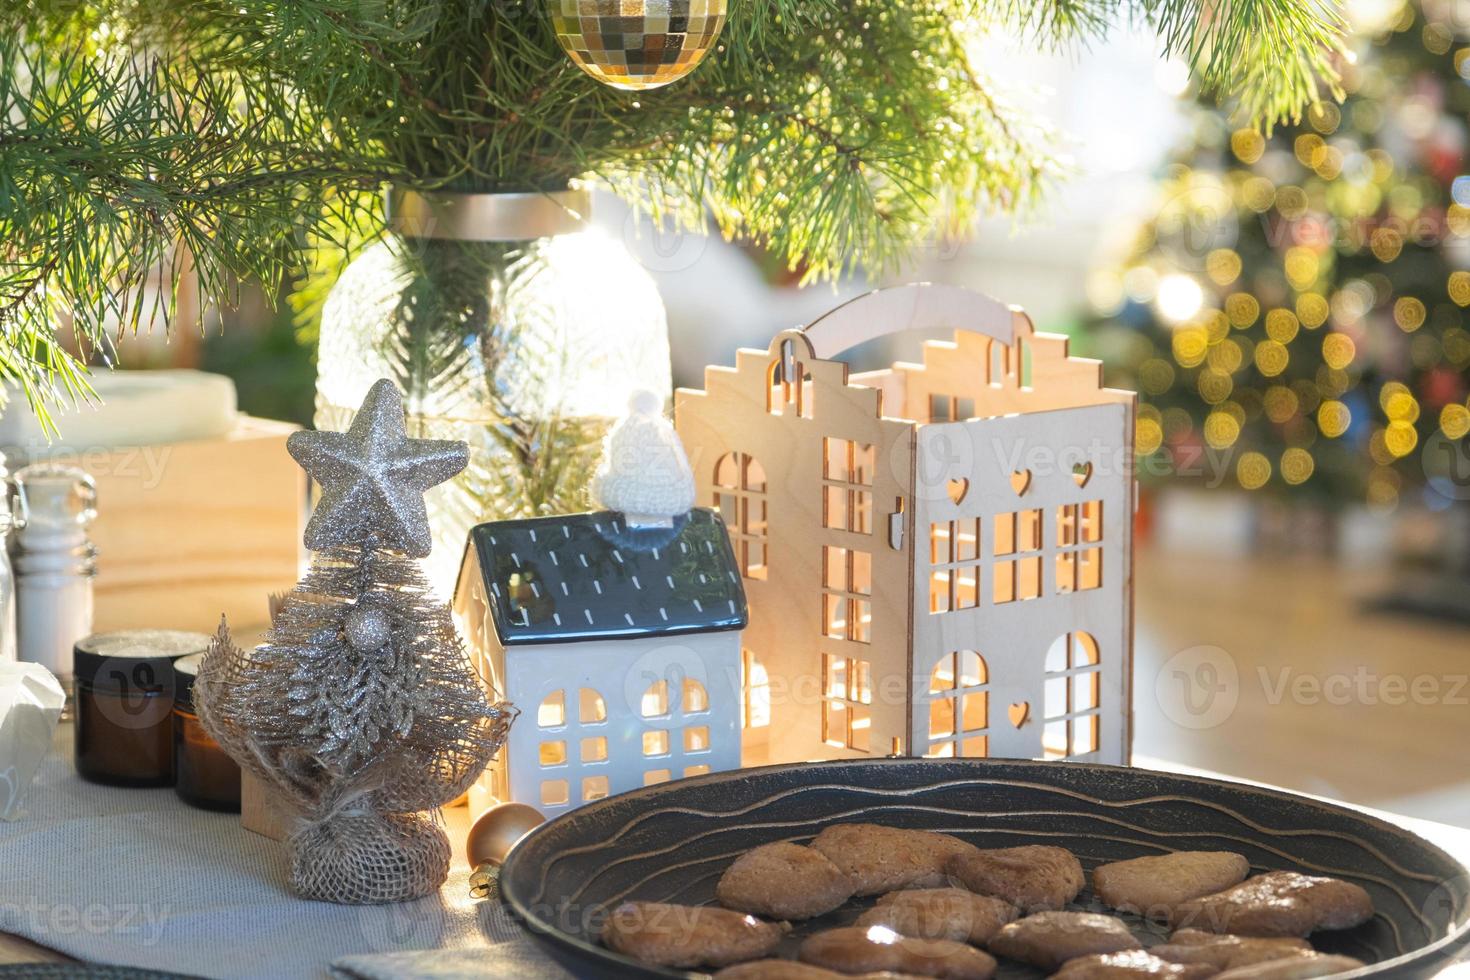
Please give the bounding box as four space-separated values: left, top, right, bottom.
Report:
548 0 728 91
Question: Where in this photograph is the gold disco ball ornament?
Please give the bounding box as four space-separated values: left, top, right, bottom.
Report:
549 0 728 91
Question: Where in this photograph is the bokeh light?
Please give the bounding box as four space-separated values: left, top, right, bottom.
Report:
1441 403 1470 439
1255 340 1290 377
1204 411 1242 449
1280 447 1315 484
1322 333 1357 369
1156 275 1205 323
1392 296 1426 332
1237 452 1272 489
1318 400 1352 438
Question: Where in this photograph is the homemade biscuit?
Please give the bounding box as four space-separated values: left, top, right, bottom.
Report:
1171 872 1374 937
1051 949 1221 980
986 911 1143 971
856 888 1017 944
1214 953 1366 979
811 824 978 895
715 961 931 979
716 841 856 920
1151 929 1313 970
601 900 785 968
945 844 1085 911
1093 852 1251 917
799 925 999 979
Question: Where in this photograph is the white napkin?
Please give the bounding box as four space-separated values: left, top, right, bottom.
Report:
0 660 66 820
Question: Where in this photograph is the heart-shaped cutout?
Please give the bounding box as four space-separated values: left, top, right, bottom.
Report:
947 477 969 505
1007 701 1030 727
1009 470 1031 496
1072 462 1093 488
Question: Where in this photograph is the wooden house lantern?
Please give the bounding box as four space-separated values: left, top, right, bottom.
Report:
674 284 1137 768
454 394 749 818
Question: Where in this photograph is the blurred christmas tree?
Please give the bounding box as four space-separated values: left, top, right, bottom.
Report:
1083 0 1470 513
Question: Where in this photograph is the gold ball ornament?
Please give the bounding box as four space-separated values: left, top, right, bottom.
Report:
548 0 728 91
466 802 545 899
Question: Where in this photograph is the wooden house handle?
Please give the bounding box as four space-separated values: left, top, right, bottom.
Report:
800 283 1022 360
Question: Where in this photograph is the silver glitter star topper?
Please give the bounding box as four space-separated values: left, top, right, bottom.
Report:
287 379 468 557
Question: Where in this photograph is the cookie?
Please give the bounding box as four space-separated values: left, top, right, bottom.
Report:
856 888 1017 944
1214 953 1366 979
1051 950 1220 980
601 900 785 968
986 911 1142 971
810 824 979 896
1171 872 1374 937
717 841 856 920
1151 929 1312 970
1093 852 1251 917
945 844 1085 912
800 925 997 979
714 961 928 979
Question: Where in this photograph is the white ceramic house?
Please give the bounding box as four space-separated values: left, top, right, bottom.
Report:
454 508 749 818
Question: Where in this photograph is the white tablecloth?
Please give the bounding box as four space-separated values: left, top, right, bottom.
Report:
0 724 568 979
4 729 1467 978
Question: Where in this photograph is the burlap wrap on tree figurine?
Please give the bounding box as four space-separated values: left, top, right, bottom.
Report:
290 811 451 906
195 379 514 905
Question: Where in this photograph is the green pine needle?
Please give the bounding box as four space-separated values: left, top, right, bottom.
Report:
0 0 1346 428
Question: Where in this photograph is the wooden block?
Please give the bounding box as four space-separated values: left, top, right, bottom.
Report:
85 416 306 634
241 771 293 842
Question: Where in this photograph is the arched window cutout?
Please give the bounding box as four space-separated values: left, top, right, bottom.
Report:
1043 632 1101 760
640 680 669 718
712 452 769 580
639 675 713 789
926 650 989 759
683 678 709 714
579 688 606 724
1045 639 1066 673
715 453 741 489
679 681 708 714
537 690 565 728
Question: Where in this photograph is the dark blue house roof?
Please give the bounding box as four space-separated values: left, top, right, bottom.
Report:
463 508 749 647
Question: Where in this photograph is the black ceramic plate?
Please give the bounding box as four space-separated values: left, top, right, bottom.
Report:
500 759 1470 978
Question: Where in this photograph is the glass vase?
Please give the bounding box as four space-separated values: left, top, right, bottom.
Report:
314 189 671 590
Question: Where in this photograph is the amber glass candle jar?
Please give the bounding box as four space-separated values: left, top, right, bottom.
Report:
73 630 209 787
172 653 241 811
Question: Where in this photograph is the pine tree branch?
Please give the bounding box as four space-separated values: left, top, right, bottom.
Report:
0 0 1346 422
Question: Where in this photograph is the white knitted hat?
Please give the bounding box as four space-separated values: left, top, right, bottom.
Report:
592 390 695 527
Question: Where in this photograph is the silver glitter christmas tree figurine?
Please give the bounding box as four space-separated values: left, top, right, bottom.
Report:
196 379 514 905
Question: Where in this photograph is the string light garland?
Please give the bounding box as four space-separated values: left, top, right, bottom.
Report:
1078 0 1470 509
